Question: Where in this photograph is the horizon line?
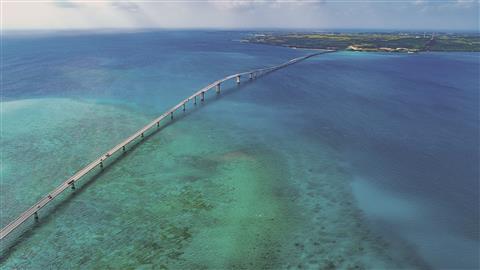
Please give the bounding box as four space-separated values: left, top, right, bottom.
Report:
4 27 479 33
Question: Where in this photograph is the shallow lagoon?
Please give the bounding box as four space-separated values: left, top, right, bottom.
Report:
1 31 478 269
1 98 420 269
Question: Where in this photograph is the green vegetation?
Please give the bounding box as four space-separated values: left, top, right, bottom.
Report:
246 32 480 52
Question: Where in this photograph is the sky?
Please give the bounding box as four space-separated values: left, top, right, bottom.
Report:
2 0 479 31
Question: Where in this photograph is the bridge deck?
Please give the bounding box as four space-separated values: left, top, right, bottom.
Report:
0 51 331 241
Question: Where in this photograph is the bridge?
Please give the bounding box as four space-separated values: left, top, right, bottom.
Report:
0 51 331 241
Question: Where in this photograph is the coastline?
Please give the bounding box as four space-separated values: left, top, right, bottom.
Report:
243 32 480 53
246 41 480 53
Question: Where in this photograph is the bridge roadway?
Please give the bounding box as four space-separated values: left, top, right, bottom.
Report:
0 51 331 241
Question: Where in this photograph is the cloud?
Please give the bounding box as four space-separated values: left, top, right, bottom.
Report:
111 1 141 13
53 0 82 9
3 0 479 31
210 0 258 11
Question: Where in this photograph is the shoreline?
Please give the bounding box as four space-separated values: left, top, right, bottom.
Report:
243 32 480 53
246 41 480 53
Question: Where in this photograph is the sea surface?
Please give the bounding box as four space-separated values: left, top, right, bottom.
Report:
1 31 478 269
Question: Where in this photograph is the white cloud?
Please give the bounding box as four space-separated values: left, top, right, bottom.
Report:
210 0 259 11
111 1 142 13
3 0 479 30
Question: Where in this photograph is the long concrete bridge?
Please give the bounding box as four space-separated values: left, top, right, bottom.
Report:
0 51 331 241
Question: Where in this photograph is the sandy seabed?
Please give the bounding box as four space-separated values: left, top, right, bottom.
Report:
0 98 427 269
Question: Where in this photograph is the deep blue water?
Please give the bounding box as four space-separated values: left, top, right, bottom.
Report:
222 50 480 268
2 30 479 269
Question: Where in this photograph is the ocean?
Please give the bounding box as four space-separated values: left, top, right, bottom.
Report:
1 30 478 269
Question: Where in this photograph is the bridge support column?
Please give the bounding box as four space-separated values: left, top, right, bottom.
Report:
201 91 205 102
183 103 186 112
122 146 126 152
236 76 240 84
156 122 160 127
141 133 144 138
100 161 104 169
71 182 76 190
249 73 253 80
34 212 39 221
194 96 197 105
171 112 174 120
216 84 221 94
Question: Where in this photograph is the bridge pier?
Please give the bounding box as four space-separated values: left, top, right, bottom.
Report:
201 91 205 102
194 96 197 105
71 182 76 190
156 122 160 127
183 103 186 112
122 145 126 152
236 76 241 84
34 212 38 221
216 84 221 94
141 132 144 138
249 73 253 80
100 161 104 169
171 112 174 120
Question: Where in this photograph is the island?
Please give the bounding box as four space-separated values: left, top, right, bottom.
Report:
245 32 480 53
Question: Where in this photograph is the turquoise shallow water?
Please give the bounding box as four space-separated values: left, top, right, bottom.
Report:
1 31 479 269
